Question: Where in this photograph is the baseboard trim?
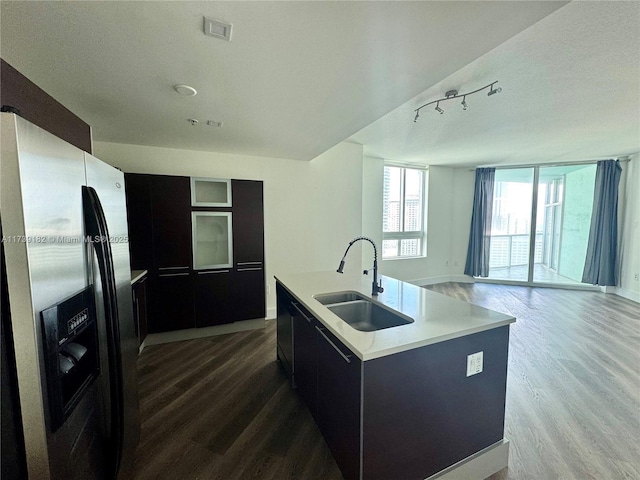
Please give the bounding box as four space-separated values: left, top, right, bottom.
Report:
408 275 474 287
602 286 640 304
144 318 266 346
426 439 509 480
266 307 276 320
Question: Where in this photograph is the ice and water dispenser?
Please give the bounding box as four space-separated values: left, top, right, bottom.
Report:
40 286 100 431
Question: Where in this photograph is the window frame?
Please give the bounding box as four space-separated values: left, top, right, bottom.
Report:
382 164 427 260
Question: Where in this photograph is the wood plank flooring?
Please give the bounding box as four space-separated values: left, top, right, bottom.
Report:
133 320 342 480
134 284 640 480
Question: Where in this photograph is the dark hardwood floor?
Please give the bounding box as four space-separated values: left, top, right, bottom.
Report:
134 283 640 480
133 320 342 480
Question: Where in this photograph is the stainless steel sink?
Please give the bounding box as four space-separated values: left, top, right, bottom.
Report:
326 300 414 332
314 291 369 305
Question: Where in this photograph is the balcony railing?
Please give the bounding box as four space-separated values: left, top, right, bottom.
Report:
489 233 543 269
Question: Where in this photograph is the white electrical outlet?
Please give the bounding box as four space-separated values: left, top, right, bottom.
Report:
466 351 483 377
634 273 639 281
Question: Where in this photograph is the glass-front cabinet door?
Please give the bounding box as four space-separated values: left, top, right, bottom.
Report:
192 212 233 269
191 178 232 207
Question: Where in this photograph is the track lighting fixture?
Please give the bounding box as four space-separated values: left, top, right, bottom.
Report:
413 81 501 122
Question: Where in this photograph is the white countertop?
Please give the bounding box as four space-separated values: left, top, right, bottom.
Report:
131 269 148 285
275 271 516 361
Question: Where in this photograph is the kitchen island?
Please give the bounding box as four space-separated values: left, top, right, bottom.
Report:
275 271 515 480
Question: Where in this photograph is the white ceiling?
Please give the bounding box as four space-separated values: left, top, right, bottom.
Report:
0 1 570 162
350 1 640 167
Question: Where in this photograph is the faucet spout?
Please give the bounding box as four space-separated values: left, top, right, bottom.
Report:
336 236 384 296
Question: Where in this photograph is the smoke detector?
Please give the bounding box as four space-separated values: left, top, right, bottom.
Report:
174 84 197 97
204 17 232 41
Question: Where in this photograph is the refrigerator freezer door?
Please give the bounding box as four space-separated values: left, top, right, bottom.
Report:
1 114 106 478
85 153 140 476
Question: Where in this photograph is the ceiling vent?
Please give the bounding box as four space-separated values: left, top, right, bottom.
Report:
204 17 232 41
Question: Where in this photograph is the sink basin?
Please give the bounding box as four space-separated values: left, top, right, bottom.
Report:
314 291 369 305
327 300 414 332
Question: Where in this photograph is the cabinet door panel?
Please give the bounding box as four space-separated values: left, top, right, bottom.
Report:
231 180 264 263
150 176 191 269
124 174 154 270
132 278 148 346
317 327 361 480
195 270 233 327
292 305 318 420
148 273 193 332
232 268 265 321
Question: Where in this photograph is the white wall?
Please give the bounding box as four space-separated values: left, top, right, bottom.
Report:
360 162 473 286
616 154 640 301
449 168 475 279
94 141 364 317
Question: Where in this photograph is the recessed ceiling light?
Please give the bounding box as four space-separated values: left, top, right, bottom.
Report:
204 17 232 41
174 84 197 97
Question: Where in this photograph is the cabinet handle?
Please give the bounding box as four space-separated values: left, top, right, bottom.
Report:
237 267 262 272
291 302 313 323
158 266 189 271
158 272 190 277
315 326 352 364
197 270 230 275
237 262 262 266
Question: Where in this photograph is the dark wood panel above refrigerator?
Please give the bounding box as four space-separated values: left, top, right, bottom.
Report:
0 58 92 153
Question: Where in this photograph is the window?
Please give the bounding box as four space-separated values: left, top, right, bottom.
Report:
382 165 426 259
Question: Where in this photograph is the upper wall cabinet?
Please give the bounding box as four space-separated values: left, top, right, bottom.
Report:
191 178 232 207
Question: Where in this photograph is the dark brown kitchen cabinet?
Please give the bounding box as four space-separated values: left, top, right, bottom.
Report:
194 270 233 327
0 58 92 153
231 180 264 263
124 173 265 333
149 271 193 333
291 301 318 421
132 276 148 347
124 174 153 271
232 268 265 322
150 176 191 269
316 326 361 480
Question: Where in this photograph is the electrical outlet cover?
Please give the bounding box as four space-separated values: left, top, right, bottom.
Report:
466 351 483 377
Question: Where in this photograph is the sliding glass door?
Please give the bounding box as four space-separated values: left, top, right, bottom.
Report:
533 164 597 284
488 168 534 282
485 163 597 285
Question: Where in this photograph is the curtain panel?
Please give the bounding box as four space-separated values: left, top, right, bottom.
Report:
582 159 622 286
464 168 496 277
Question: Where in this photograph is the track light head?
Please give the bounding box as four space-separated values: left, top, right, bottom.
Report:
413 81 501 122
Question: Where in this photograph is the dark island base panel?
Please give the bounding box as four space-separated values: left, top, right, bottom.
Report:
361 326 510 480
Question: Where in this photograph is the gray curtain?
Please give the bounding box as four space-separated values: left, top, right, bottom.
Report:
582 159 621 286
464 168 495 277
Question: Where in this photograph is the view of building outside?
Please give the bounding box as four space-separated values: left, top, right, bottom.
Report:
383 166 424 258
489 169 534 271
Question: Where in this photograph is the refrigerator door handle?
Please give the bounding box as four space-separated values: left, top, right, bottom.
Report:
82 186 124 479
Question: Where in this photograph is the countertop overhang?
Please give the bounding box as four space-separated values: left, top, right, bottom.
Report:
275 271 516 361
131 269 148 285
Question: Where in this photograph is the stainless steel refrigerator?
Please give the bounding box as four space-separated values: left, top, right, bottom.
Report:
0 113 139 479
